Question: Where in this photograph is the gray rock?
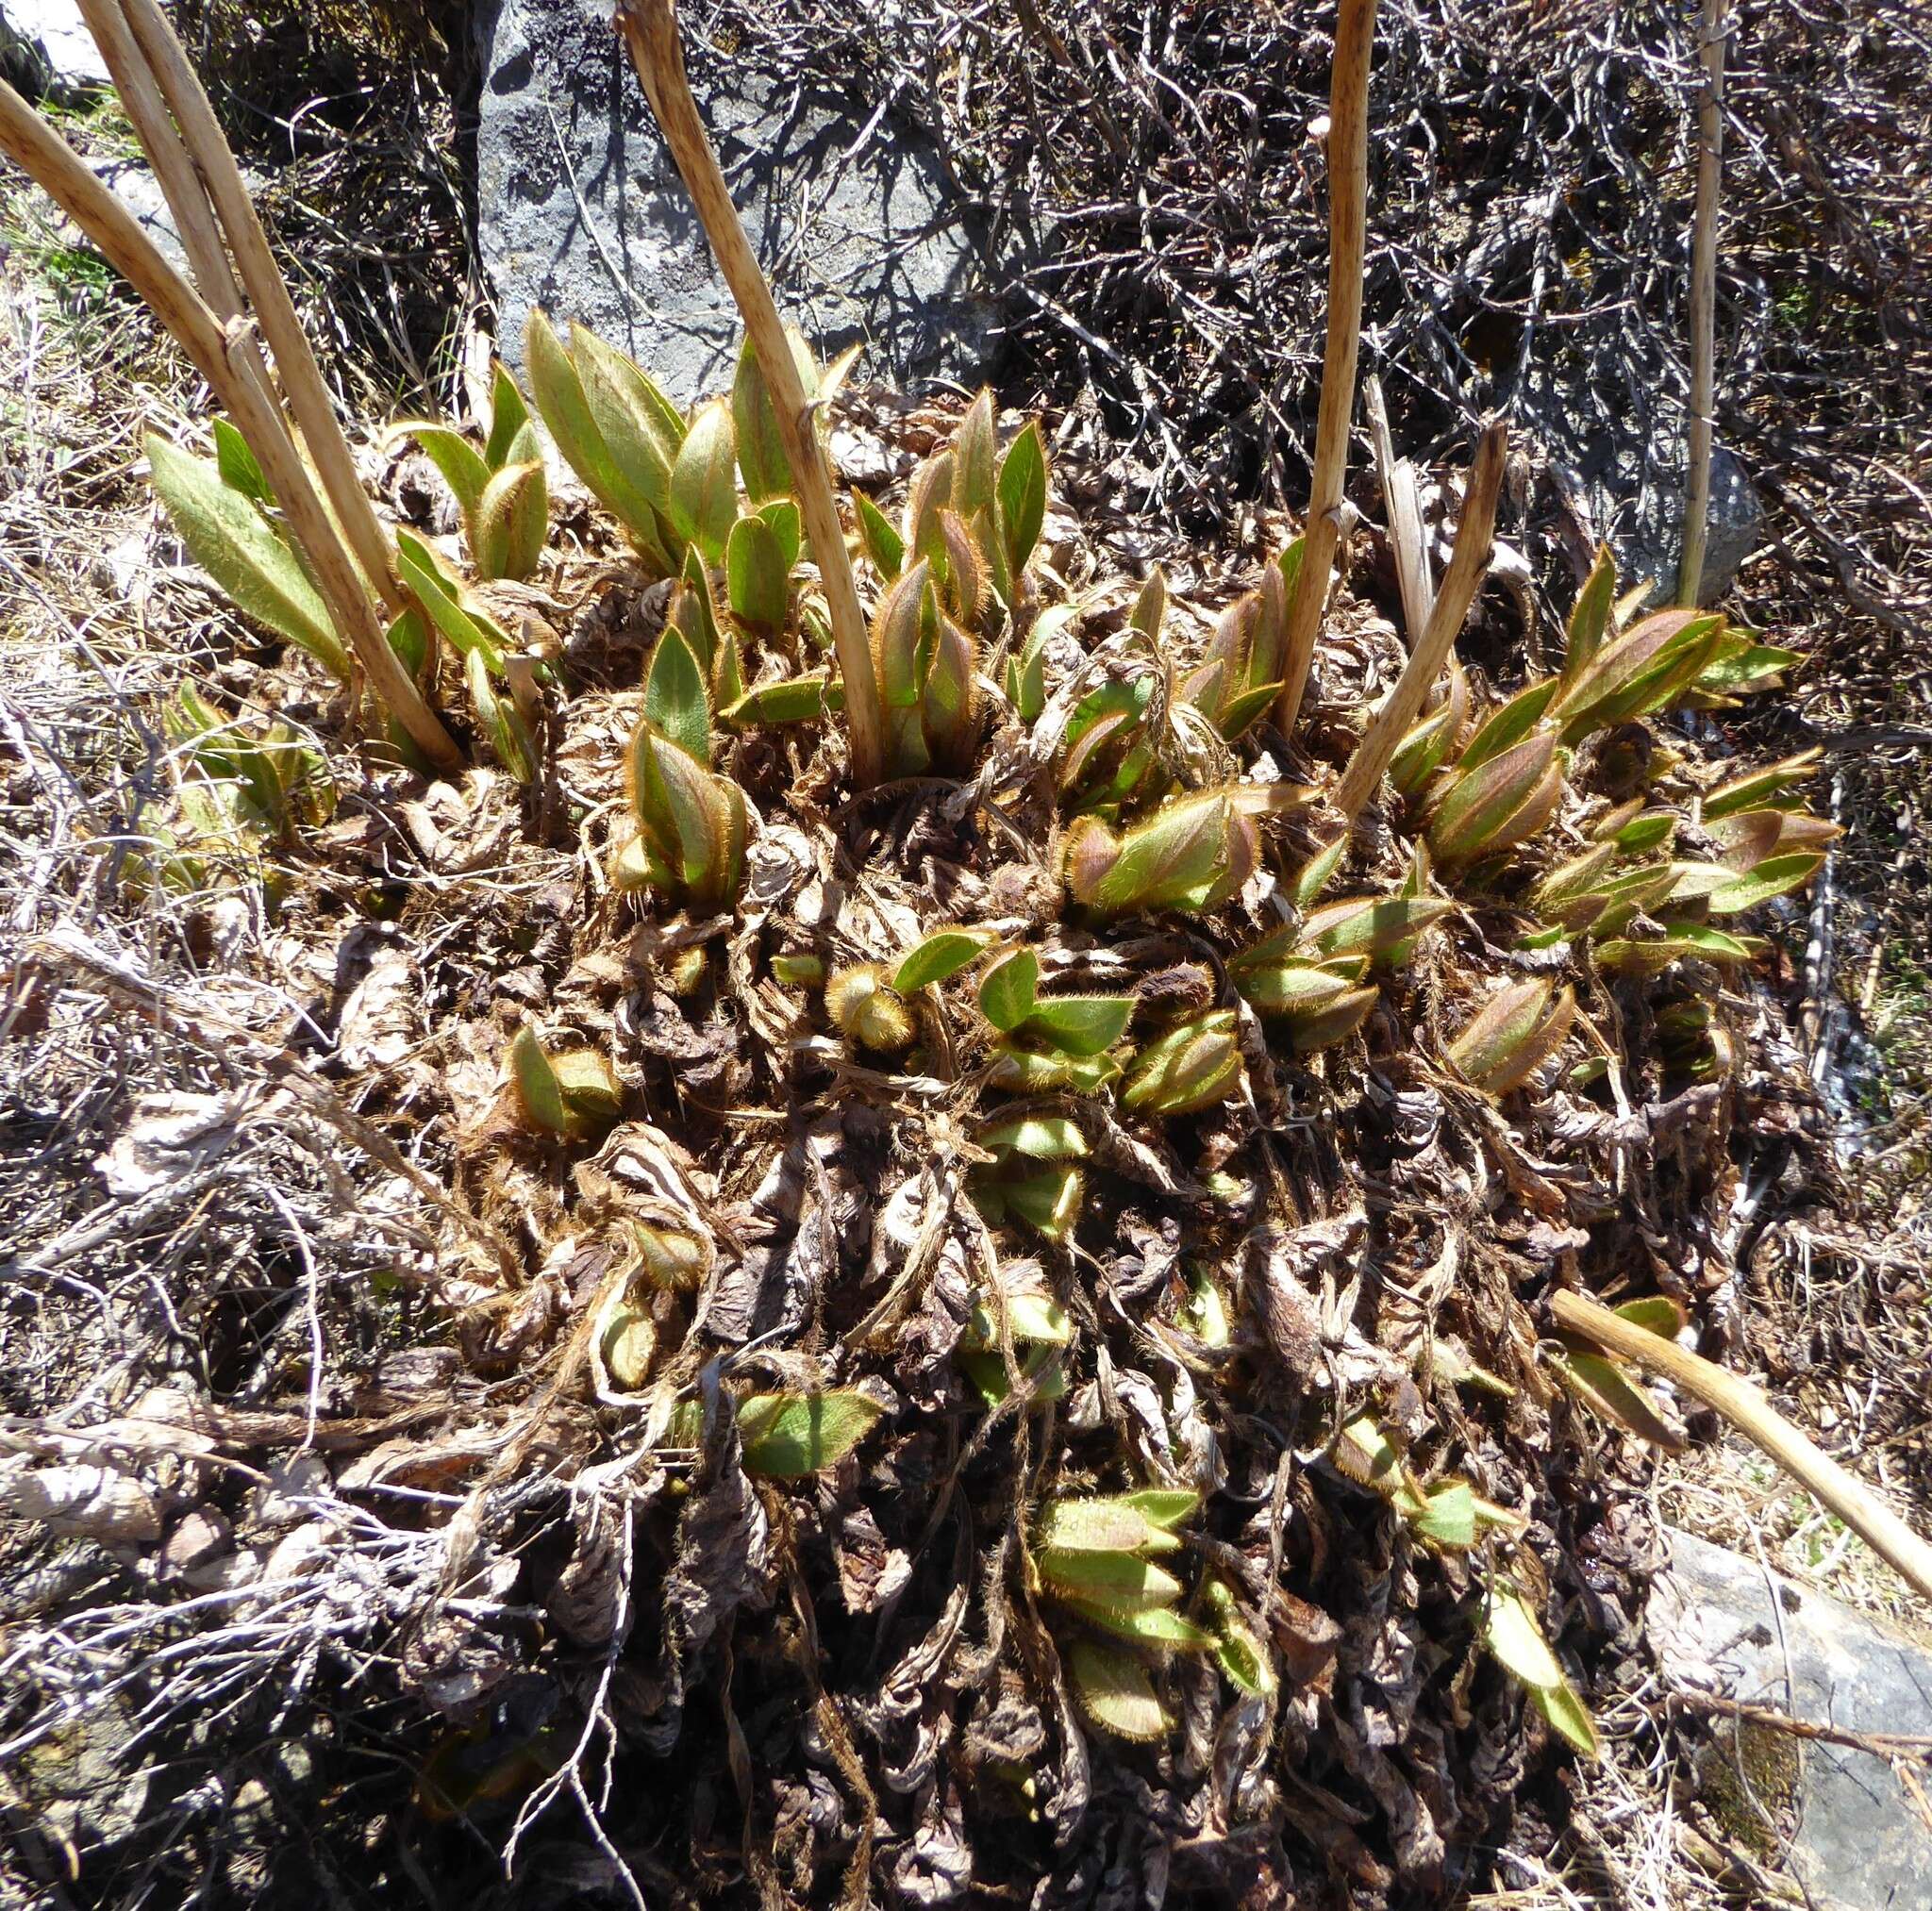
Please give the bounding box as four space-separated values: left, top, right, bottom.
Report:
1591 440 1761 609
475 0 1010 405
0 0 109 95
90 153 190 276
1650 1528 1932 1911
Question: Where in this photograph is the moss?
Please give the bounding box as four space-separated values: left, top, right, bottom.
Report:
1700 1718 1804 1858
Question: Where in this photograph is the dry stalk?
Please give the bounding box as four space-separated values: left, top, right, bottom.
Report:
1365 372 1432 642
1274 0 1377 737
1551 1289 1932 1604
1333 418 1507 822
1677 0 1726 607
615 0 885 789
115 0 408 621
0 78 463 771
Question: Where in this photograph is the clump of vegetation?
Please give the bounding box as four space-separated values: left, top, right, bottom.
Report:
5 2 1906 1902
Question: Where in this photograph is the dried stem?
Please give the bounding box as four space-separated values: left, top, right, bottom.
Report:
1273 0 1377 737
116 0 408 622
1365 373 1432 642
1333 419 1506 823
0 77 463 772
1551 1289 1932 1605
1677 0 1726 607
615 0 885 789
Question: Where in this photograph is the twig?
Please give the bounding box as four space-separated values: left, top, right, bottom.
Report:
1551 1289 1932 1604
1677 0 1726 607
1274 0 1376 737
0 75 463 773
614 0 885 789
1333 419 1507 822
1666 1687 1932 1761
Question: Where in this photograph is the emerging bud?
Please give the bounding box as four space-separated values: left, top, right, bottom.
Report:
825 962 917 1053
625 722 747 911
1389 659 1470 798
987 1042 1122 1095
1447 979 1577 1094
473 458 548 581
633 1221 708 1291
1426 732 1564 867
1120 1010 1243 1117
1551 607 1726 743
1064 787 1299 919
508 1027 622 1140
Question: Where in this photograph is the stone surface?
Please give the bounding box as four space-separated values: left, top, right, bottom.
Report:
475 0 1009 404
1651 1528 1932 1911
0 0 109 92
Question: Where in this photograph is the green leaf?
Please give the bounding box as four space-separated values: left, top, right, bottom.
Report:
1559 543 1617 689
1036 1493 1190 1554
737 1388 884 1478
1057 1599 1215 1650
1703 852 1824 914
395 529 507 669
1302 894 1453 966
211 418 272 504
1457 678 1558 773
731 331 810 505
999 1164 1084 1240
724 513 790 631
997 419 1048 576
1594 926 1755 972
509 1025 570 1136
525 312 658 549
572 323 682 520
147 435 348 680
760 497 802 572
979 948 1039 1032
473 459 547 581
1483 1581 1565 1690
962 1288 1073 1350
854 490 905 580
1613 1297 1686 1339
468 647 534 784
723 674 838 727
1532 1679 1603 1760
668 400 739 565
980 1113 1089 1160
1067 1637 1170 1742
1557 1351 1685 1451
643 626 712 767
1035 1548 1184 1607
1408 1480 1476 1549
893 927 996 995
408 424 491 519
1021 994 1133 1057
485 360 530 469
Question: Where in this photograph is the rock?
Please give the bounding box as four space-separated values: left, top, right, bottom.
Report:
0 0 110 96
475 0 1011 404
1650 1528 1932 1911
90 154 190 277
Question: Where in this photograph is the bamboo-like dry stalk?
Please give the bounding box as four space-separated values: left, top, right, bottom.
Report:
1365 373 1432 642
1677 0 1726 607
1551 1289 1932 1604
1333 420 1507 822
0 76 463 772
116 0 408 622
615 0 885 789
1273 0 1378 738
